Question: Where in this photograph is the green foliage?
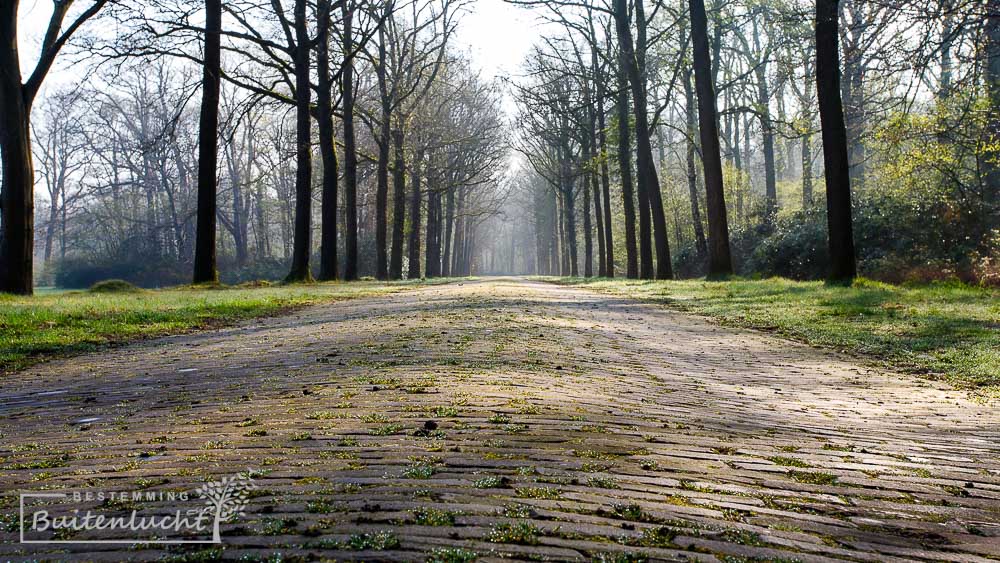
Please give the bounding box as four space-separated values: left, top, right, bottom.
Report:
672 93 999 286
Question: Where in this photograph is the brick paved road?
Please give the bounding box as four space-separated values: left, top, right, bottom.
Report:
1 278 998 561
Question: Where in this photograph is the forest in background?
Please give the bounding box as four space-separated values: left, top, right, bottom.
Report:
1 0 998 290
503 0 999 286
10 0 508 289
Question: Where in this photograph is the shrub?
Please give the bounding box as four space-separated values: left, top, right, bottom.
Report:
54 256 189 289
671 190 999 286
53 254 292 289
88 279 142 293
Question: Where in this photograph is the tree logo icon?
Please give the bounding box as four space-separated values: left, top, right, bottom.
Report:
195 471 258 543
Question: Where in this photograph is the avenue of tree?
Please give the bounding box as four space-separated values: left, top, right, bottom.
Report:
501 0 997 284
1 0 997 293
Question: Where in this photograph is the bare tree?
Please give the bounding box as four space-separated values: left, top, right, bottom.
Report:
1 0 109 295
193 0 223 283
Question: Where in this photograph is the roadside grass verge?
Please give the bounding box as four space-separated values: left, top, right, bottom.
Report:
0 279 451 374
545 277 999 395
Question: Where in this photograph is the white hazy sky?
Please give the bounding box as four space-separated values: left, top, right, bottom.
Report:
17 0 52 66
453 0 538 82
18 0 544 94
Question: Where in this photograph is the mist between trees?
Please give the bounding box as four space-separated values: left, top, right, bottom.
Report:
3 0 506 291
0 0 997 293
499 0 998 284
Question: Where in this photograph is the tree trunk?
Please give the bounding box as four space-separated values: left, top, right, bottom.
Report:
582 127 594 278
228 149 248 267
635 0 656 275
684 68 708 259
753 70 778 218
317 0 339 281
60 177 68 261
590 18 615 278
286 0 314 282
43 206 56 266
425 189 441 277
583 175 593 277
2 0 108 294
342 1 360 281
556 193 567 276
743 114 751 183
442 188 455 276
636 146 653 278
452 187 466 276
802 71 815 207
733 114 744 225
462 206 475 275
938 0 954 100
557 122 579 277
549 186 559 274
374 23 391 280
802 131 813 207
463 224 475 275
616 67 639 279
533 184 549 275
254 171 270 258
192 0 222 284
407 150 423 279
816 0 857 282
598 151 615 277
592 163 606 277
841 0 866 191
689 0 733 277
614 0 672 279
565 186 578 277
985 0 1000 218
759 76 778 222
389 127 406 280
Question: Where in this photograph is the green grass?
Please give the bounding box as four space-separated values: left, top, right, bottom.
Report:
339 530 400 550
411 506 458 526
788 470 839 485
0 279 448 374
767 456 810 468
426 547 479 563
487 521 541 544
548 277 999 393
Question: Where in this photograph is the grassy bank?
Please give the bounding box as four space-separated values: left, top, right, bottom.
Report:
0 279 444 373
548 277 999 394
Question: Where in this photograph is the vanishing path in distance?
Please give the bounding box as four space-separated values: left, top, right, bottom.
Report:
1 278 998 561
